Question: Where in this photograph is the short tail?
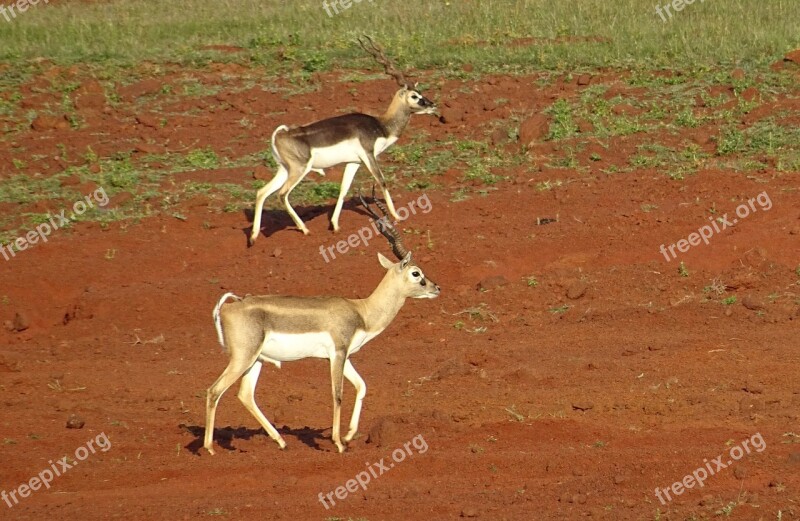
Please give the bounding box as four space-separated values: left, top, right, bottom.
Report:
212 292 241 349
271 125 289 166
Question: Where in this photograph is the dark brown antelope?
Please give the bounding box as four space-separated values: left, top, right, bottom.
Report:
206 195 440 454
249 36 436 245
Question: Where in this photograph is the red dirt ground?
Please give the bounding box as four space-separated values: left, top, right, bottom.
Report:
1 63 799 521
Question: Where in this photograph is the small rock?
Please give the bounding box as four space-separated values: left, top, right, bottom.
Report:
572 402 594 411
433 357 473 380
366 417 398 448
272 248 282 258
477 275 507 291
31 115 69 131
784 49 800 64
566 281 588 300
112 192 133 207
743 380 764 394
742 295 765 311
490 127 508 146
739 87 760 102
11 312 29 332
75 93 106 111
576 74 591 86
460 508 478 518
733 466 747 480
612 103 637 115
576 119 594 133
518 114 549 149
571 493 587 504
462 63 474 73
135 114 161 129
134 143 164 155
693 131 712 146
613 475 626 484
66 414 85 429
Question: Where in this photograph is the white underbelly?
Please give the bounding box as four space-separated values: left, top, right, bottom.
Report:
311 140 363 169
260 332 335 363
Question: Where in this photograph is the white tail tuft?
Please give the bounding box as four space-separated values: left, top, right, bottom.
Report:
270 125 289 166
213 292 241 349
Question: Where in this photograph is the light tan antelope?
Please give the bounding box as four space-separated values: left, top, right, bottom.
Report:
249 36 436 245
205 196 440 454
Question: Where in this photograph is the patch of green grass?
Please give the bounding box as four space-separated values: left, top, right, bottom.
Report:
184 148 220 169
181 80 220 98
674 105 699 127
102 155 139 191
546 99 578 141
717 126 746 156
450 187 470 202
3 0 798 74
0 173 65 204
715 118 800 170
536 180 563 191
307 181 340 202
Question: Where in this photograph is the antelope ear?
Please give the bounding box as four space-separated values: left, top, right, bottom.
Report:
378 252 395 270
400 251 412 268
413 81 419 90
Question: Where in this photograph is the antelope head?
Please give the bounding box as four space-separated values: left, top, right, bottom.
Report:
359 188 440 300
358 35 437 116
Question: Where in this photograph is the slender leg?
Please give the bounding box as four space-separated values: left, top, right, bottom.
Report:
237 361 287 449
357 151 400 221
342 359 366 443
329 353 347 453
250 166 288 246
204 352 261 455
280 158 315 235
330 163 360 232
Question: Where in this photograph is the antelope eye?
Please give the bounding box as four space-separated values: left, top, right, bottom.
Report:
411 94 419 100
411 271 420 277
